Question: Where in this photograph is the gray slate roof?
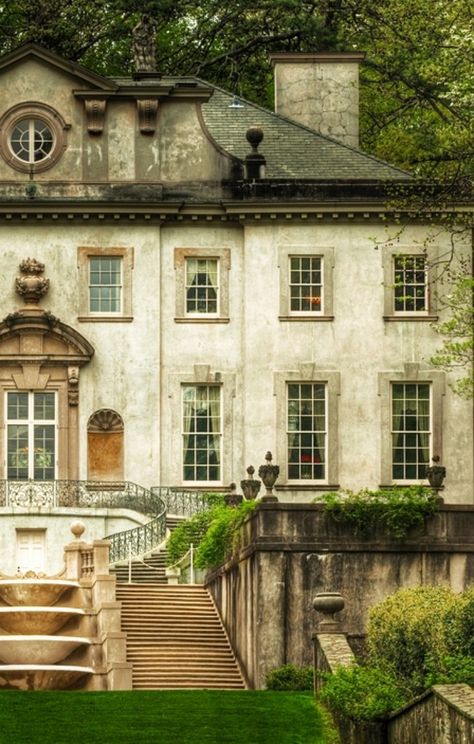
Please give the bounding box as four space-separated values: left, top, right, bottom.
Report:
201 87 412 181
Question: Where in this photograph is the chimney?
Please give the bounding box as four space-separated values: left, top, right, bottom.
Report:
269 52 366 148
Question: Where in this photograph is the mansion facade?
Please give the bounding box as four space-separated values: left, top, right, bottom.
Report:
0 44 471 572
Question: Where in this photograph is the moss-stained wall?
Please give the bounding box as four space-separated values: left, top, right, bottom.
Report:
206 503 474 688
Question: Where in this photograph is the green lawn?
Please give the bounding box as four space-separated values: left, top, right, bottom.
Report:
0 690 328 744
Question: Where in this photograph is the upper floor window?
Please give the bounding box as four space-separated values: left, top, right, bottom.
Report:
0 102 69 174
278 245 334 321
393 255 427 313
289 256 323 314
174 248 231 324
287 382 326 481
392 382 431 481
10 119 54 165
182 384 221 483
89 257 122 314
77 246 133 323
6 391 56 481
185 258 219 316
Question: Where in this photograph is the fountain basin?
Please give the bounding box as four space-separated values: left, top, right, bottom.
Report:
0 579 79 607
0 607 85 634
0 664 93 690
0 635 91 664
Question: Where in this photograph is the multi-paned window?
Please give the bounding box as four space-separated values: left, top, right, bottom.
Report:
89 257 122 313
185 258 219 315
10 118 54 164
392 383 431 480
6 391 56 480
287 383 326 480
289 256 323 314
393 255 427 313
182 385 221 482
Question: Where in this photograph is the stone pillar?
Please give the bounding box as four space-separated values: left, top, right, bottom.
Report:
269 52 366 148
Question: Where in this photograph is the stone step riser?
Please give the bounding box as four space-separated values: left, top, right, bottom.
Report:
118 584 244 690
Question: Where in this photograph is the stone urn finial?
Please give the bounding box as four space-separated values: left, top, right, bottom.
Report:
224 482 243 507
15 258 49 311
241 465 261 501
425 456 446 491
258 451 279 503
70 521 86 541
313 592 345 632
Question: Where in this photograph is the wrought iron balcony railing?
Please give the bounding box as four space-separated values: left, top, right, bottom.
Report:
0 480 219 565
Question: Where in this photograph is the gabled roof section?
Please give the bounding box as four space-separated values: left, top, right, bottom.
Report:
0 43 118 91
201 87 412 181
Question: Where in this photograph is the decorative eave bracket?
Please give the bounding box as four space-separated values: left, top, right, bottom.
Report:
84 99 107 135
136 99 158 134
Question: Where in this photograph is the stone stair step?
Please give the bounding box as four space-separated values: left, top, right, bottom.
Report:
118 584 245 690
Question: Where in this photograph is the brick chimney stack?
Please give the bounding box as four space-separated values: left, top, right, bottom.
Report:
269 52 366 149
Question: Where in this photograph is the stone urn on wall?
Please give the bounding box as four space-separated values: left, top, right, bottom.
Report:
15 258 49 312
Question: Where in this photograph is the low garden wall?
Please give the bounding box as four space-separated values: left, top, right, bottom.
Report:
206 502 474 688
314 630 474 743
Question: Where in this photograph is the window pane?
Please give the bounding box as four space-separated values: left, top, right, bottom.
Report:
7 424 29 480
289 256 323 313
6 392 56 480
287 383 326 480
183 385 221 481
89 257 122 313
391 383 431 480
393 255 427 313
7 392 28 420
185 258 219 314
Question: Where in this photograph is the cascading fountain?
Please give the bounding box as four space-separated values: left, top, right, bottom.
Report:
0 569 94 690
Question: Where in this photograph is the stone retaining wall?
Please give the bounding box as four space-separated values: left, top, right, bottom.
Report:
206 502 474 688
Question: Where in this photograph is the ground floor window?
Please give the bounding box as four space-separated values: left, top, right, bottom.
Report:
6 391 56 480
287 382 326 480
182 385 221 482
392 383 431 480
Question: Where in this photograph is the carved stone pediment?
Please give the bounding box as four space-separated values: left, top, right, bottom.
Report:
0 311 94 368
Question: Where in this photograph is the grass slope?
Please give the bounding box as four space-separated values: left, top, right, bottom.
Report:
0 690 326 744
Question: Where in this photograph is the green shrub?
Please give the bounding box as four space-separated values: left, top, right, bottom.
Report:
321 486 438 539
166 509 217 566
424 654 474 687
265 664 314 691
367 585 457 695
445 585 474 656
196 500 257 569
320 665 407 721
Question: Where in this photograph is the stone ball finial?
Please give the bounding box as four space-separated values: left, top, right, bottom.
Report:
70 521 86 540
247 465 255 477
246 126 264 150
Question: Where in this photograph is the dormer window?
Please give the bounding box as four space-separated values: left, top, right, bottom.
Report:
0 102 69 173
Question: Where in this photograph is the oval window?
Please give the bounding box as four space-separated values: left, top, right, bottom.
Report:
0 103 69 173
10 118 54 164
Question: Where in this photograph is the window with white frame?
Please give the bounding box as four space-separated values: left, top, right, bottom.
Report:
391 383 431 480
393 255 427 313
289 256 323 314
89 256 122 313
6 392 56 480
287 383 326 480
182 385 221 482
185 258 219 315
278 246 334 321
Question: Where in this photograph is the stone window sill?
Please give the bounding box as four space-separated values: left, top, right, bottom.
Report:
383 315 438 322
174 317 230 324
279 315 334 322
276 484 340 491
78 315 134 323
